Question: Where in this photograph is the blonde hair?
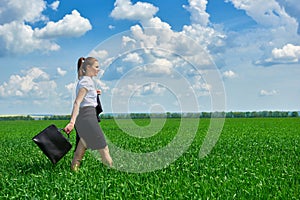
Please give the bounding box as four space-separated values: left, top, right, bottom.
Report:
77 57 98 79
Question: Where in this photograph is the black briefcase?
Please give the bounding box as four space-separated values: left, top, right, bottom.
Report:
32 124 72 164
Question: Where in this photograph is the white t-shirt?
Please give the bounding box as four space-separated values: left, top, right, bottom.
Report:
76 76 97 108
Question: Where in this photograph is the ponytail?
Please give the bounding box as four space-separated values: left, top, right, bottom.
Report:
77 57 85 79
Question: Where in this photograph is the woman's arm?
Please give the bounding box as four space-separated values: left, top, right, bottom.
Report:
64 88 87 134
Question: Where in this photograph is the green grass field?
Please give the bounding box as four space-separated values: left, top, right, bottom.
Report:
0 118 299 199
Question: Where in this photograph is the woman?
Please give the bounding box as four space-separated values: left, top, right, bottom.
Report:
64 57 113 171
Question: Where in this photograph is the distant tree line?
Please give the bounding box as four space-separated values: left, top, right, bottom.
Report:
0 115 34 121
112 111 299 119
0 111 298 121
224 111 299 118
43 115 71 120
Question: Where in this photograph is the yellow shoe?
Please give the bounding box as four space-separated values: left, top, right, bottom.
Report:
71 163 80 172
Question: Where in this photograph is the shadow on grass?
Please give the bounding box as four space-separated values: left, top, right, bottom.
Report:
15 159 71 174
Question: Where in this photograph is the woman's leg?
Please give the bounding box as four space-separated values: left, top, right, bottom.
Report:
71 138 86 171
98 145 113 167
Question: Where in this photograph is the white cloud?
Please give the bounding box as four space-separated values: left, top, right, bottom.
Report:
0 0 46 24
122 23 223 68
122 53 143 63
94 79 110 93
142 16 172 30
223 70 238 78
260 89 278 96
257 43 300 65
34 10 92 38
0 21 60 55
110 0 159 21
111 83 139 97
142 82 166 96
50 1 60 11
108 25 115 30
271 43 300 63
183 0 210 26
0 67 73 114
222 0 300 67
103 0 226 99
109 0 226 68
130 25 158 47
226 0 298 32
192 74 211 96
111 82 165 97
89 49 109 60
116 67 124 74
0 67 57 98
0 3 91 56
122 36 136 48
57 67 67 76
137 58 173 75
276 0 300 14
65 82 75 93
273 0 300 32
182 24 226 52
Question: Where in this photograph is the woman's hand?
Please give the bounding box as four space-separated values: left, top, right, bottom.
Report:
64 122 74 134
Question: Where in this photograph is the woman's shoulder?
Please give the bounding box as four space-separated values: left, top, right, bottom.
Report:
79 76 92 83
78 76 93 88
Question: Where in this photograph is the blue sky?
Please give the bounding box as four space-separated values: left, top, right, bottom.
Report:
0 0 299 115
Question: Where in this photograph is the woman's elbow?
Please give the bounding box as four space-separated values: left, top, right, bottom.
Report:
73 101 80 107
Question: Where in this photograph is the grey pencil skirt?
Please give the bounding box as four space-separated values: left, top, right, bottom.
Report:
75 106 107 150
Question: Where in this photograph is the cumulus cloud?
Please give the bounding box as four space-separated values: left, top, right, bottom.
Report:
57 67 67 76
225 0 298 32
34 10 92 38
122 36 136 47
137 59 173 75
0 3 91 56
116 67 124 74
275 0 300 33
112 82 165 97
223 0 300 67
103 0 227 99
141 82 166 96
49 1 60 11
109 0 226 63
223 70 238 78
271 43 300 63
0 0 60 55
181 0 226 57
260 89 278 96
191 74 211 96
142 16 172 30
122 53 143 63
65 82 75 93
0 68 57 98
89 49 109 60
111 83 139 97
0 21 60 55
108 25 115 30
110 0 159 21
0 0 46 24
94 79 110 93
129 25 158 47
183 0 210 26
0 67 74 113
257 43 300 65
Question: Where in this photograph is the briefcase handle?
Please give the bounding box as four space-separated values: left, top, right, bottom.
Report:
58 128 70 142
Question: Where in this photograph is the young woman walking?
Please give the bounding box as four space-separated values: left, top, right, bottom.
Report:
64 57 113 171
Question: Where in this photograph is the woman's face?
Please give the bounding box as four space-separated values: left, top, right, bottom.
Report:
87 61 100 77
